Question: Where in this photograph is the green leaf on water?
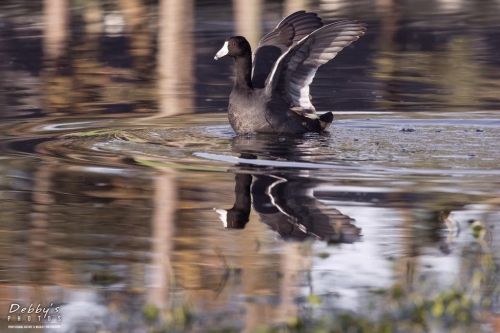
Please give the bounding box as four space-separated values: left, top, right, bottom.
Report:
317 252 330 259
432 301 444 317
308 295 322 305
142 304 159 322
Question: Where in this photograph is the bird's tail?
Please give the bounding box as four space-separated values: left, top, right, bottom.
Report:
319 112 334 131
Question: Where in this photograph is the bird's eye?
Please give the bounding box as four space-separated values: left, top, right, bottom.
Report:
232 41 237 46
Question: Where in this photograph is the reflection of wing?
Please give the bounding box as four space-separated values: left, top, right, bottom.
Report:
252 11 323 89
252 175 314 241
252 174 361 242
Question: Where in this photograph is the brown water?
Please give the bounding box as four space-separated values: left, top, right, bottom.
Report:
1 1 500 332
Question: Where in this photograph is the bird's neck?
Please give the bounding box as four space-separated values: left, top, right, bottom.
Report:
234 54 253 91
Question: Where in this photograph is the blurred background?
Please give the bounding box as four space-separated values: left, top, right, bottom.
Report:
1 0 500 119
1 0 500 332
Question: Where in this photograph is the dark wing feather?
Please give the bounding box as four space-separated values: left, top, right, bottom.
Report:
265 21 366 113
258 11 323 50
252 11 323 88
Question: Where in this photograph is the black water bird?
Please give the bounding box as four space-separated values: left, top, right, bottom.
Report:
214 11 366 134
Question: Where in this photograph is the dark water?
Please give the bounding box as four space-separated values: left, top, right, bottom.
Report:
1 1 500 332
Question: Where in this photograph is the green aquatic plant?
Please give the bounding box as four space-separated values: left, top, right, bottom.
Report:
90 270 124 285
142 304 160 323
142 303 195 333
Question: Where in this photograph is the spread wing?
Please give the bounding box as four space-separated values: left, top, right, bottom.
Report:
251 11 323 88
258 11 323 49
265 21 366 115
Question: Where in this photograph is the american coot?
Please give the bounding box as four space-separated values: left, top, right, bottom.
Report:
214 11 366 134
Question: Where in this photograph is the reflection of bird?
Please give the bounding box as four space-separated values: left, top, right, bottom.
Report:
214 11 366 134
214 161 361 243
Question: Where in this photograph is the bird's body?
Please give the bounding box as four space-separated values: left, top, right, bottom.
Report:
215 11 366 135
228 85 271 133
